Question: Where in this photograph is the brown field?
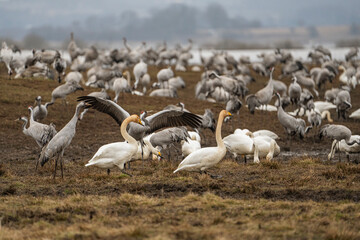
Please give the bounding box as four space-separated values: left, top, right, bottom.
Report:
1 62 360 239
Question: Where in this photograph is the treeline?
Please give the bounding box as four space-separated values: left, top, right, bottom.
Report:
28 3 260 42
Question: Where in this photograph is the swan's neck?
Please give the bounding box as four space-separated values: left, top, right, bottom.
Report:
121 119 137 145
144 138 158 155
215 114 225 149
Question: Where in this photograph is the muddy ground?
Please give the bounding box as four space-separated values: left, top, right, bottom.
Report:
1 62 360 239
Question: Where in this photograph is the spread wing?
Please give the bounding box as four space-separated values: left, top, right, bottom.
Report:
77 96 130 125
145 109 202 134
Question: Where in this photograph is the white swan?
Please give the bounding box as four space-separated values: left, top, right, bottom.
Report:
181 132 201 157
332 135 360 162
224 131 279 163
253 130 279 140
85 114 143 176
188 131 201 143
250 136 280 162
173 110 231 178
255 104 278 112
349 108 360 120
224 132 255 161
131 134 161 161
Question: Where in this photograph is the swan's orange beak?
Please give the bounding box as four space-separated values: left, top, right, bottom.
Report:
227 112 232 116
138 119 143 125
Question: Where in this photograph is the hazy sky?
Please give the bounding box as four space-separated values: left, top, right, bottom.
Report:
1 0 360 42
1 0 360 29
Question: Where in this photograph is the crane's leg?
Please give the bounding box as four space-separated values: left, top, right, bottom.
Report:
36 152 40 170
60 151 65 179
203 170 222 179
337 142 341 162
121 169 133 177
141 144 144 168
328 140 337 161
107 169 110 175
53 155 59 179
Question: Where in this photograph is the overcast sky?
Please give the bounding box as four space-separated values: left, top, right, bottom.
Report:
1 0 360 42
1 0 360 28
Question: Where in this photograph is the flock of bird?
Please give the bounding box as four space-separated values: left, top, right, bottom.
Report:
2 32 360 179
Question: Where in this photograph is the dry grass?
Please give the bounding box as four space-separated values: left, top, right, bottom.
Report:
1 192 360 240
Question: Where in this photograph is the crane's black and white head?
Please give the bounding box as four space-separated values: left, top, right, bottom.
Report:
177 102 185 111
139 111 148 126
208 71 219 80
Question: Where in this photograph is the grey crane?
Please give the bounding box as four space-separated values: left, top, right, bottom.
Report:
195 109 216 145
225 96 242 128
150 127 190 161
334 90 352 120
325 88 341 103
345 47 358 62
294 72 319 97
163 102 186 112
50 81 84 104
157 67 174 88
315 45 332 59
307 108 322 139
251 62 267 76
77 96 202 143
272 79 287 97
319 124 360 161
33 96 53 122
254 67 275 110
245 94 262 115
16 106 57 168
53 57 67 83
276 93 311 143
310 67 335 89
208 72 247 98
149 88 178 98
17 116 56 150
95 69 122 89
288 76 302 105
39 102 86 178
281 60 307 76
67 32 85 62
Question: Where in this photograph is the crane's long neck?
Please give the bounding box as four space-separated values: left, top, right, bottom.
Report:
121 119 137 145
20 117 28 131
215 114 225 149
28 108 35 124
66 104 83 130
36 99 41 108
